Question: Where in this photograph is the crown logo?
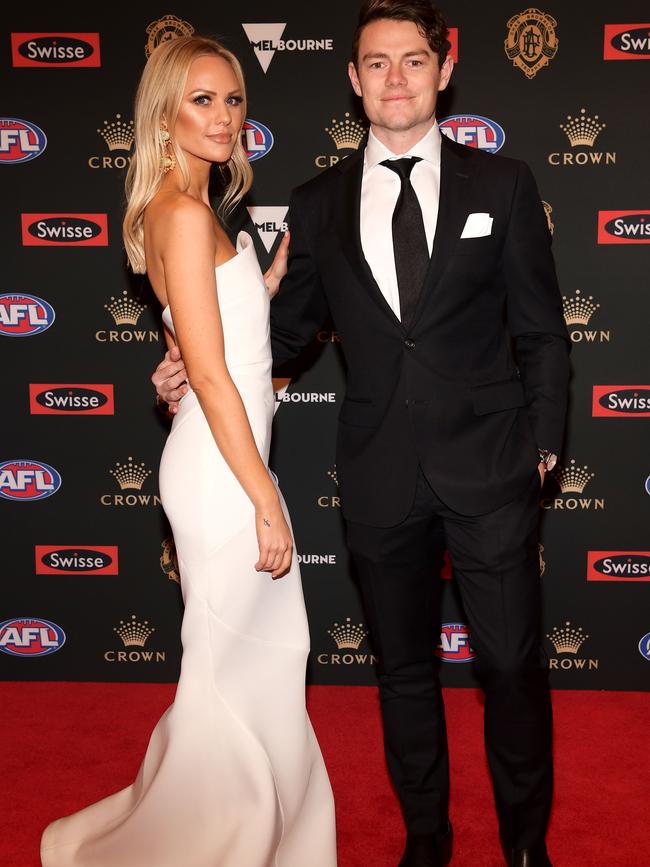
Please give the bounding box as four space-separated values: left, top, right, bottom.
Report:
97 114 134 152
547 620 589 654
560 109 606 147
104 291 147 326
110 457 152 490
325 113 366 151
114 614 155 647
562 289 600 326
551 459 595 494
327 466 338 486
328 617 368 650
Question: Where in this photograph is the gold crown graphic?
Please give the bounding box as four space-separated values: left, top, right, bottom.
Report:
551 459 595 494
97 114 134 152
328 617 368 650
547 620 588 655
560 109 606 147
114 614 155 647
562 289 600 326
110 457 152 491
327 466 338 486
325 113 366 151
104 291 147 326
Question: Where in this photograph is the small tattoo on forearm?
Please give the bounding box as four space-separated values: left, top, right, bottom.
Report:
263 518 271 527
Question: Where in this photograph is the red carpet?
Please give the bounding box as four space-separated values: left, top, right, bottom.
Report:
1 683 648 866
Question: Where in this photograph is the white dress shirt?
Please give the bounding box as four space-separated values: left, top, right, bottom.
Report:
360 123 442 320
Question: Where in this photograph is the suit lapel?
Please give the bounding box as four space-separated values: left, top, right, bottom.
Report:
410 136 475 327
335 147 405 332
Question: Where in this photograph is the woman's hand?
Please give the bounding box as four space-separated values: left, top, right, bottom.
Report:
263 231 290 299
254 500 293 579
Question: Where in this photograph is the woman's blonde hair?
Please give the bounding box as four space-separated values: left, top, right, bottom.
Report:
123 36 252 273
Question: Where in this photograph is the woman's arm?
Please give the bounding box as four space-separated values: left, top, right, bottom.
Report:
158 197 292 578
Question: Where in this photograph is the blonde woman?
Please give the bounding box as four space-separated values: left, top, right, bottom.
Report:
40 36 337 867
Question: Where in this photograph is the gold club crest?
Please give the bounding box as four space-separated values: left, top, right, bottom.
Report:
160 536 180 584
542 201 554 235
145 14 194 58
505 8 558 79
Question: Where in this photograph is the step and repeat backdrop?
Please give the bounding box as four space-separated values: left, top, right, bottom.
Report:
3 2 649 689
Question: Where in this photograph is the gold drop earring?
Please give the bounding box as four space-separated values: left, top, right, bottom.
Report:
160 127 176 173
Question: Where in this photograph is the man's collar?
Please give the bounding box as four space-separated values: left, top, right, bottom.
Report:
365 122 442 170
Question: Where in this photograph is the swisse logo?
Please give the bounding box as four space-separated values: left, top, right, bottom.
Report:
0 460 61 502
11 33 101 67
242 119 273 162
598 211 650 244
22 214 108 247
35 545 119 575
242 23 333 74
29 383 115 415
448 27 459 63
587 551 650 582
276 390 336 404
439 115 505 153
604 24 650 59
436 623 476 663
0 618 65 657
0 293 55 337
0 118 47 164
592 386 650 417
247 206 288 253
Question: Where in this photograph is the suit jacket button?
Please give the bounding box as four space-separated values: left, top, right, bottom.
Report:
404 339 416 350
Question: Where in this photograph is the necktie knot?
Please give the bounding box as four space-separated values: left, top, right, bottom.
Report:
380 156 422 181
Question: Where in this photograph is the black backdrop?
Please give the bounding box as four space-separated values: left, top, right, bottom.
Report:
3 1 650 690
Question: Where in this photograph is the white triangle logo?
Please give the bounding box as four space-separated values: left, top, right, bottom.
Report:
242 23 287 73
247 206 289 253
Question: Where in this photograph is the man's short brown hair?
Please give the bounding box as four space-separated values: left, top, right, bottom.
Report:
351 0 450 67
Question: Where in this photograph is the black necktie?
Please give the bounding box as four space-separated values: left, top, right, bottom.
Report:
380 157 430 326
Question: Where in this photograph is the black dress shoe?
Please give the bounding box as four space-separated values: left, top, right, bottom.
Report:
398 822 453 867
509 844 552 866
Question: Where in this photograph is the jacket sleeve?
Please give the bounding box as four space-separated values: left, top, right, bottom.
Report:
270 189 330 366
503 160 571 455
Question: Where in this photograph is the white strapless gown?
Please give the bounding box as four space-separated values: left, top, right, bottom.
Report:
41 231 337 867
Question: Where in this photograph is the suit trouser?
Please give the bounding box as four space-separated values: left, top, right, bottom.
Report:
345 466 553 849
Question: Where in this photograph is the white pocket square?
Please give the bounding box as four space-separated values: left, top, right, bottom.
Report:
460 212 493 239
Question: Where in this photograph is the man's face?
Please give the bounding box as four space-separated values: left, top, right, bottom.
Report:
349 19 453 140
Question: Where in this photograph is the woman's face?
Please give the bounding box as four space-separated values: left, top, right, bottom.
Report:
170 54 244 166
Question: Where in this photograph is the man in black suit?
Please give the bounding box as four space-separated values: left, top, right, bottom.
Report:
154 2 569 864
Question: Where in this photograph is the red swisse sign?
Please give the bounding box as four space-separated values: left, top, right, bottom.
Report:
597 211 650 244
35 545 119 575
11 33 101 67
592 385 650 417
29 384 114 415
21 214 108 247
587 551 650 582
448 28 459 63
604 24 650 60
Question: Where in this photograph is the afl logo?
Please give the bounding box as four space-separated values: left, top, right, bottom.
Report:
439 115 506 153
29 383 115 415
242 119 274 162
0 459 62 501
21 213 109 247
11 33 101 67
0 618 66 657
639 633 650 661
0 293 55 337
0 118 47 164
436 623 476 663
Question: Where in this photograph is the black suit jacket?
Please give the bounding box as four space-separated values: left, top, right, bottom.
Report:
271 135 570 526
